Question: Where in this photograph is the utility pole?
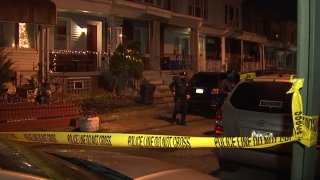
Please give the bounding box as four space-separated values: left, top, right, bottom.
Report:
291 0 320 179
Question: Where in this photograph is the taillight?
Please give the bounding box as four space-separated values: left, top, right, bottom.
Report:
211 88 219 95
214 109 223 135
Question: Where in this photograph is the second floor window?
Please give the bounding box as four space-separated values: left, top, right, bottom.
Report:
188 0 208 20
133 0 169 9
251 17 263 34
270 23 280 40
225 5 240 28
54 19 69 50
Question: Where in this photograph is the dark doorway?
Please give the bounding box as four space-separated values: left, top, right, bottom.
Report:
87 24 97 71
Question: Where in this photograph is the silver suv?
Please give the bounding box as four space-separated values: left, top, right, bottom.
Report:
217 74 298 171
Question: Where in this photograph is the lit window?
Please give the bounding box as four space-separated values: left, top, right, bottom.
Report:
0 21 35 48
67 77 90 94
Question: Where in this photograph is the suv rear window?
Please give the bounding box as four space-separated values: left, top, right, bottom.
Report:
230 81 292 114
190 73 226 86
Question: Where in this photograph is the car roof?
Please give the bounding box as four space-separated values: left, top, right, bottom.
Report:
193 71 227 75
43 148 219 180
242 74 295 83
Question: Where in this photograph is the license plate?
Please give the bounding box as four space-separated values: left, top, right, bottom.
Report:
195 88 204 94
251 130 273 137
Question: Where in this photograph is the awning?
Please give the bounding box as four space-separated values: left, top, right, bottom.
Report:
0 0 56 25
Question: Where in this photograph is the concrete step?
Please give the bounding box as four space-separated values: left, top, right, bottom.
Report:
142 71 163 83
149 80 164 85
154 90 172 98
156 84 170 91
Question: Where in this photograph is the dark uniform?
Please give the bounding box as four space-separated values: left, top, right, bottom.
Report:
169 72 190 125
218 72 236 107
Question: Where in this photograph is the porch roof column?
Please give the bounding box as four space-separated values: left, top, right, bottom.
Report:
190 28 200 71
151 21 161 70
110 15 117 54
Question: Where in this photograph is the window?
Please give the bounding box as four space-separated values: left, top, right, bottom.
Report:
0 21 35 48
54 19 69 50
225 5 240 28
133 27 150 54
67 77 90 94
107 27 123 49
134 0 168 8
251 17 263 34
226 38 241 54
195 0 203 17
188 0 194 15
230 81 292 114
74 81 84 90
244 41 260 62
271 23 280 40
206 36 221 60
188 0 208 20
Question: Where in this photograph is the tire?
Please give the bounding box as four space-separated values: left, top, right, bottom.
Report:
218 158 240 172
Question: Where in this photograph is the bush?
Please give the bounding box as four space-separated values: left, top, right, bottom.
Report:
0 48 15 89
106 42 144 95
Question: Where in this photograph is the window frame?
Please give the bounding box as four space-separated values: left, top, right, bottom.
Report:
54 18 71 50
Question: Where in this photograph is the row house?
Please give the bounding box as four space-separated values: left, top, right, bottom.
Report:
0 0 56 86
242 0 297 71
0 0 296 97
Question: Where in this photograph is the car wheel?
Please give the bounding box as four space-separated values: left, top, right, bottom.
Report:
218 158 240 172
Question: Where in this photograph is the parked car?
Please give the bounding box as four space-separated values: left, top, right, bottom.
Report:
215 74 320 176
0 138 218 180
187 72 235 115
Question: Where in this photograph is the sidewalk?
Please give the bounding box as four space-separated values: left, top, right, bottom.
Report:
49 106 210 133
99 111 209 133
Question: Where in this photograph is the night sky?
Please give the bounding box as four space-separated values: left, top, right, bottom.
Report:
261 0 297 21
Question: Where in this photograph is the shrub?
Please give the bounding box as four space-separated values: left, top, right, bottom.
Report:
106 42 144 95
0 48 15 89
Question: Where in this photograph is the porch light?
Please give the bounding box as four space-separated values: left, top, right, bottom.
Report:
81 28 87 35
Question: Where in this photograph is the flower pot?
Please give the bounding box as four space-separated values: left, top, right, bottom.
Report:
79 116 100 132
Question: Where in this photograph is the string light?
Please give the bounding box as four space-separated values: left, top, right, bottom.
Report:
49 48 142 72
19 23 30 48
50 50 110 55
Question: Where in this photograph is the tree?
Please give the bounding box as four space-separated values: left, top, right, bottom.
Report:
106 42 144 96
0 48 15 89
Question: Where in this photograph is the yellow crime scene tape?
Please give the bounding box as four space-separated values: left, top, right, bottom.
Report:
240 72 256 80
0 77 318 149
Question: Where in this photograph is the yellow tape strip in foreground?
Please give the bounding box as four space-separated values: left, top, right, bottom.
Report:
0 132 295 149
287 78 318 147
0 78 317 149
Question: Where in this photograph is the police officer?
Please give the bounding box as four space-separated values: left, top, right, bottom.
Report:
169 71 190 126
